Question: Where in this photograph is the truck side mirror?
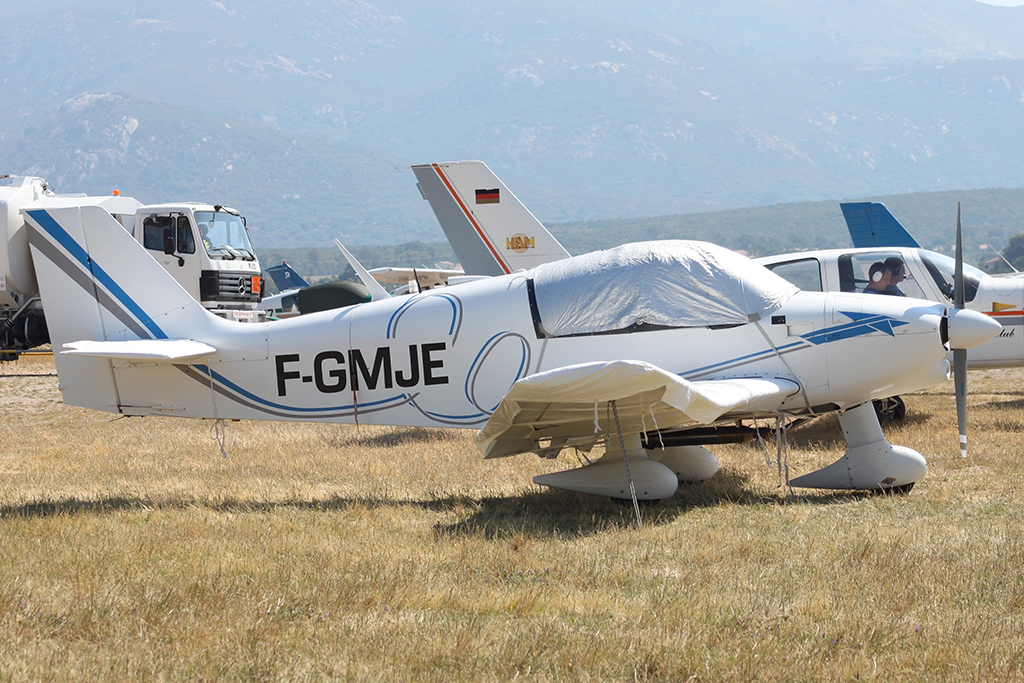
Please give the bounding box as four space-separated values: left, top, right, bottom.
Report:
163 229 175 255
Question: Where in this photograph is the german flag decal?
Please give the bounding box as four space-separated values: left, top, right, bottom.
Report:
476 188 500 204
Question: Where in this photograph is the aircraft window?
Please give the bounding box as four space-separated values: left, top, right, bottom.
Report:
837 252 927 299
765 259 822 292
918 250 982 303
142 214 173 251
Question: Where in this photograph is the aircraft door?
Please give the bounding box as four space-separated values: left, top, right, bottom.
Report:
140 212 202 301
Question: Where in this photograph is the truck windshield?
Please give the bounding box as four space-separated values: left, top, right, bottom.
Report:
196 211 255 260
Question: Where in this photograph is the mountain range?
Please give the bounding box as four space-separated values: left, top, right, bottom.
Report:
3 0 1024 247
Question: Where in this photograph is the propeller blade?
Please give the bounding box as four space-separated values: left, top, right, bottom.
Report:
954 202 964 310
953 201 967 457
954 347 968 458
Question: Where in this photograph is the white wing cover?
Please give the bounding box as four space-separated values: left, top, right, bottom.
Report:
476 360 799 458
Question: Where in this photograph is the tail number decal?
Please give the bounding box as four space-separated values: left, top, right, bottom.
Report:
275 343 449 396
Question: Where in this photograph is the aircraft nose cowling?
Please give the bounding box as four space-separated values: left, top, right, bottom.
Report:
947 308 1002 350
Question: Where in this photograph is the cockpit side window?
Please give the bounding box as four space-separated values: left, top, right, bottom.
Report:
764 258 822 292
838 252 927 299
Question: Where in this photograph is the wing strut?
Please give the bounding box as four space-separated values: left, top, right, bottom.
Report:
611 400 642 527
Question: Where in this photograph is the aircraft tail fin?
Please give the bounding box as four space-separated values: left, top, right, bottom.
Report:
265 261 310 291
841 202 921 249
333 239 391 301
24 205 213 411
411 161 571 276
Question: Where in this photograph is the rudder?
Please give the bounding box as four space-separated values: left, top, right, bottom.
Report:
412 161 570 275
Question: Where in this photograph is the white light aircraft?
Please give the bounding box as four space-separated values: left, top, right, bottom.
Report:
414 161 1024 427
24 203 999 502
757 222 1023 371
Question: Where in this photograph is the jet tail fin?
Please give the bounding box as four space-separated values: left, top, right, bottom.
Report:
411 161 570 276
333 239 391 301
841 202 921 249
265 261 310 290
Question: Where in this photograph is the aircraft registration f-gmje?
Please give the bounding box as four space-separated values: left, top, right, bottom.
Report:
24 204 999 501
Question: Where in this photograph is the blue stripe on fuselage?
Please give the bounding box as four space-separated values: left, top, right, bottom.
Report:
27 209 168 340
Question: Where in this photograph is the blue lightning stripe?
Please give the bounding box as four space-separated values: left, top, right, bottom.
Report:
800 312 908 346
680 312 912 377
28 209 168 340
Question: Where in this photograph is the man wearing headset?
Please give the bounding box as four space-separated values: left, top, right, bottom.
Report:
864 261 890 294
883 256 908 296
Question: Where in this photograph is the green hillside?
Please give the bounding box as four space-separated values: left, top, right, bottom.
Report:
552 188 1024 258
261 187 1024 277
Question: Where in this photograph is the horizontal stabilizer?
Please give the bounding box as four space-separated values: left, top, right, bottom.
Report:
476 360 799 458
62 339 217 363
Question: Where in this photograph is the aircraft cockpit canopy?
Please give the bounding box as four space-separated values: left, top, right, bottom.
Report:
531 240 799 337
917 250 983 303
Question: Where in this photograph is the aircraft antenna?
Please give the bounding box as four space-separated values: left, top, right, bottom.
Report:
986 243 1019 274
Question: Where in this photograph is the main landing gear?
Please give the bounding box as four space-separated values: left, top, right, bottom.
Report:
873 396 907 423
532 401 926 501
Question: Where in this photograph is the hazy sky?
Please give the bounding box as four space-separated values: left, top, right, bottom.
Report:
976 0 1024 5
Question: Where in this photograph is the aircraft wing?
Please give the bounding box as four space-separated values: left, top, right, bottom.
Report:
841 202 921 248
475 360 800 458
368 267 464 288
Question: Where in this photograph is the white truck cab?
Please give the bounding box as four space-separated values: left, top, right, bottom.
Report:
2 175 266 356
129 203 265 322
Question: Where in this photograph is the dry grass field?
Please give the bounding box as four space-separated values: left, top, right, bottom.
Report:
3 354 1024 681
